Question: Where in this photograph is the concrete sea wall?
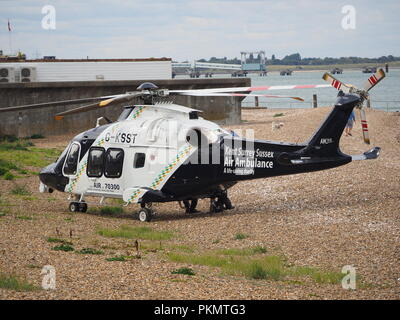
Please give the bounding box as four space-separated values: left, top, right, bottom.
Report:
0 78 250 137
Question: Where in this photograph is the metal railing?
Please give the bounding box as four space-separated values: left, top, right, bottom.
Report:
242 99 400 112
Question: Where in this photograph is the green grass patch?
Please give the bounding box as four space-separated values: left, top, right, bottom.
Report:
292 266 343 284
0 138 61 173
0 273 38 291
16 215 33 220
0 138 53 178
234 233 248 240
167 252 286 280
10 185 31 196
167 252 230 268
0 159 19 176
217 246 267 256
97 225 174 241
166 249 344 284
273 113 285 117
167 244 195 253
171 267 195 276
77 248 103 255
3 172 15 180
0 212 6 217
0 140 34 151
106 255 127 262
52 244 74 252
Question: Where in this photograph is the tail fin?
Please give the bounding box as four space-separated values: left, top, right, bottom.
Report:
305 93 360 157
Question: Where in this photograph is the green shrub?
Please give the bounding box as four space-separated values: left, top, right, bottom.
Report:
29 134 45 139
52 244 74 252
0 135 18 143
106 256 127 262
246 263 268 280
77 248 103 255
3 172 15 180
234 233 248 240
171 267 195 276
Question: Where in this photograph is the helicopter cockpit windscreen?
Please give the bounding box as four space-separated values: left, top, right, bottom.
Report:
62 142 81 176
117 107 135 121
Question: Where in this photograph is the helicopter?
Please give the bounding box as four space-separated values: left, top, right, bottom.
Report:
0 69 385 222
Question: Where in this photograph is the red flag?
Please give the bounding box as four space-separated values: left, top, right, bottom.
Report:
8 20 11 32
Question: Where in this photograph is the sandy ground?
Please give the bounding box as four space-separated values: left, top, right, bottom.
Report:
0 107 399 300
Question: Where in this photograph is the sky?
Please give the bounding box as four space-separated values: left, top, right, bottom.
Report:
1 0 399 61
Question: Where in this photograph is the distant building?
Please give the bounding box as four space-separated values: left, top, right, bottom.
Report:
0 58 172 82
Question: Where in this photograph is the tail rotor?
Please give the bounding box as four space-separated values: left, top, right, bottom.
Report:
322 68 386 144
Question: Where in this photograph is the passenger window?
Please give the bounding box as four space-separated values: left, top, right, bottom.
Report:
87 147 105 177
105 148 124 178
63 143 80 176
134 153 146 168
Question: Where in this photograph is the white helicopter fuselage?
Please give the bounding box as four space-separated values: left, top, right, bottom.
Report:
49 102 224 205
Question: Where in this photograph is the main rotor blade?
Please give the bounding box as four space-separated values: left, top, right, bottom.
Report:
363 68 385 92
170 84 330 94
322 72 351 93
0 94 125 113
177 92 304 101
359 109 370 144
54 92 142 120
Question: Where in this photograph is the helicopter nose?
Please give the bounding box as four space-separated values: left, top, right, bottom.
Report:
39 164 57 190
39 162 69 192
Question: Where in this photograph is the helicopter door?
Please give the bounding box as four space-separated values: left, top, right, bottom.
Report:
86 147 125 196
123 147 150 189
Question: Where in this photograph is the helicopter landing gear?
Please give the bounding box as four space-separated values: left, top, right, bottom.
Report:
183 199 199 214
210 198 224 213
69 201 88 213
209 192 234 213
137 203 155 222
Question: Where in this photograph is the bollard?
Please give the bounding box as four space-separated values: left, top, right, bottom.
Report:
312 94 318 108
255 96 259 107
385 63 389 73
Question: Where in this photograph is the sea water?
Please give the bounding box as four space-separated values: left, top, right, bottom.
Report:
177 69 400 111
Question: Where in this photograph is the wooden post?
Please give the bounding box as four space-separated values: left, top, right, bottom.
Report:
255 96 259 107
312 94 318 108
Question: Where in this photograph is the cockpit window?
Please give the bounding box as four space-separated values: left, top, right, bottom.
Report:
118 107 134 121
63 142 81 176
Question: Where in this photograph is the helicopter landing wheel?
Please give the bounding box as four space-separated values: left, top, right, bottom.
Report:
138 207 153 222
69 202 80 212
209 198 223 214
78 202 88 213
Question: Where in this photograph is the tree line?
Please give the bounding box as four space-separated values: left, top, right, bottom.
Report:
184 53 400 65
